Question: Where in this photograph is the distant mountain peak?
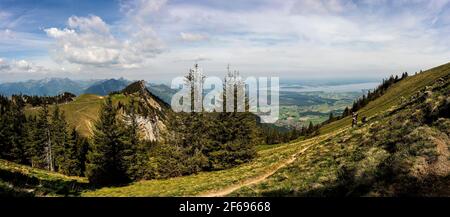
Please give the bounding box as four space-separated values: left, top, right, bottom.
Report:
83 78 131 96
121 80 171 110
121 80 147 95
0 77 86 96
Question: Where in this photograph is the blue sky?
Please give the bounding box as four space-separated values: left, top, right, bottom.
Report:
0 0 449 82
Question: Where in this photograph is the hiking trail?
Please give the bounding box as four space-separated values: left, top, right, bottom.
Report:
199 129 346 197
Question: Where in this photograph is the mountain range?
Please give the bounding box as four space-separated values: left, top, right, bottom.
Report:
0 77 176 104
0 78 93 96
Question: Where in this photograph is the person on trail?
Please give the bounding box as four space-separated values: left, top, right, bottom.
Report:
352 112 358 127
362 116 367 124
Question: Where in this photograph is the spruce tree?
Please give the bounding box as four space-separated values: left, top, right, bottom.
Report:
59 129 82 176
10 98 28 164
51 105 68 172
328 112 334 122
34 103 52 169
205 68 258 170
0 103 12 160
76 135 89 176
308 121 314 133
24 115 38 166
86 97 129 185
123 98 144 179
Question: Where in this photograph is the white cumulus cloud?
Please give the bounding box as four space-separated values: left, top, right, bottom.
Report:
0 58 47 74
45 15 163 69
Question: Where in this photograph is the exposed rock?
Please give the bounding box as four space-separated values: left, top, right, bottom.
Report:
120 80 173 141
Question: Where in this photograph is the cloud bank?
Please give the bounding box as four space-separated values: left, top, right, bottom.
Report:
0 58 47 74
0 0 449 80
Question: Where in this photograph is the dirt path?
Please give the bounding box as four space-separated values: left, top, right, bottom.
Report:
198 130 346 197
431 136 450 176
199 146 312 197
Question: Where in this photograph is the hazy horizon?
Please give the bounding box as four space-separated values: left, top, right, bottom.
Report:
0 74 385 85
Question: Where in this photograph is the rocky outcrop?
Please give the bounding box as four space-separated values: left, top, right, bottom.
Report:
121 80 173 141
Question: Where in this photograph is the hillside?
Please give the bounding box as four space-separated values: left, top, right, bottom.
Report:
319 63 450 135
25 81 171 139
232 72 449 196
83 77 176 104
119 80 173 141
0 159 87 196
26 94 107 137
81 62 449 196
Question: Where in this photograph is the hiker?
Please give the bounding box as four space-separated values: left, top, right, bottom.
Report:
352 112 358 127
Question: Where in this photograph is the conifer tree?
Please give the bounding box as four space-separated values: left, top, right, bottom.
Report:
172 64 210 171
86 97 129 185
76 136 89 176
123 98 147 179
205 67 258 170
59 129 82 176
328 112 334 122
24 115 38 166
10 98 28 164
0 103 13 160
308 121 314 133
33 103 52 170
0 96 28 163
51 105 68 172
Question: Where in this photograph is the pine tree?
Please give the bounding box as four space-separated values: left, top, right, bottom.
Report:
123 98 148 180
33 103 52 170
0 102 13 160
342 107 350 117
308 121 314 133
51 105 68 172
328 112 334 122
9 97 28 164
204 68 258 170
75 133 89 176
167 64 210 172
86 97 129 185
59 129 82 176
24 115 38 166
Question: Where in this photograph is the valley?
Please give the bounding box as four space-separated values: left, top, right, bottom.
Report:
277 91 362 128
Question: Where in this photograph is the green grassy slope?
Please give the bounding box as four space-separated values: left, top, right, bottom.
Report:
25 94 130 137
231 64 450 196
81 62 449 197
319 62 450 134
81 133 341 196
0 160 87 196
